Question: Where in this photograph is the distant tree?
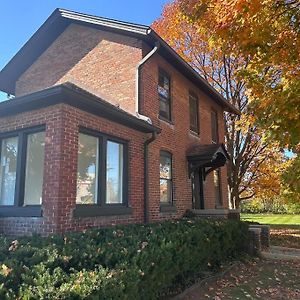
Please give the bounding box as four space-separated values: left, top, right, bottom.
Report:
177 0 300 195
153 1 277 208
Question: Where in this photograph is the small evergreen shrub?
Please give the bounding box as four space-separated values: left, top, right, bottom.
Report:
0 218 249 299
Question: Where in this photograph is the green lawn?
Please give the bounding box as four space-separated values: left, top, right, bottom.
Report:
241 213 300 249
241 213 300 226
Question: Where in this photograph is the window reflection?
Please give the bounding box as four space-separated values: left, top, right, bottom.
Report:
106 141 123 204
76 133 98 204
0 137 18 206
24 132 45 205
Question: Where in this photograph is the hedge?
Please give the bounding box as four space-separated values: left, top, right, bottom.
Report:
0 218 249 299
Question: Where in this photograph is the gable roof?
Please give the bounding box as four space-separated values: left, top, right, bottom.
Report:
0 82 160 133
0 8 240 114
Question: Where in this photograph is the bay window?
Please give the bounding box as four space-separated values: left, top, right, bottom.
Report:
0 126 46 216
75 129 129 216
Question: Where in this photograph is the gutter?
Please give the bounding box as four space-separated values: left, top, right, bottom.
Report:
136 40 161 223
135 38 160 123
144 132 157 223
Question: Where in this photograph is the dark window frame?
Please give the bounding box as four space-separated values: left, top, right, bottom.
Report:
0 125 46 217
158 68 172 122
74 127 130 217
159 150 174 208
211 110 219 143
189 92 200 134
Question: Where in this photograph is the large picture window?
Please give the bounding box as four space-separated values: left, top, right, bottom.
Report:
24 132 45 205
0 137 18 206
160 151 173 204
158 69 171 121
76 134 99 204
76 129 128 210
0 126 46 210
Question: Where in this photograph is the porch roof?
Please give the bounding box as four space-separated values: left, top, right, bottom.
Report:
0 82 161 134
187 143 229 174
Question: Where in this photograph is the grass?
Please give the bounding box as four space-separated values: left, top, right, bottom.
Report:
241 213 300 226
241 213 300 249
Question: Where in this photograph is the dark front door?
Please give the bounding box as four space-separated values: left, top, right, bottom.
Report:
192 168 204 209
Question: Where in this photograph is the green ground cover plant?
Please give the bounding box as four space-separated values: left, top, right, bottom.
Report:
0 218 248 299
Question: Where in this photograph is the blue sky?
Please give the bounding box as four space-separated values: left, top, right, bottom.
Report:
0 0 168 101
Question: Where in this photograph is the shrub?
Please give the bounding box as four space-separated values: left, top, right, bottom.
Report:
0 218 249 299
241 197 300 214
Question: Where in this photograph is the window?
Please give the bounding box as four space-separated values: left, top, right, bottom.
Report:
160 151 173 204
76 134 99 204
158 70 171 121
76 130 128 209
24 132 45 205
106 141 123 204
0 137 18 205
211 110 219 143
0 126 45 209
214 169 222 207
189 92 199 133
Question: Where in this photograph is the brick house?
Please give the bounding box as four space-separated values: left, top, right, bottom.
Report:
0 9 239 236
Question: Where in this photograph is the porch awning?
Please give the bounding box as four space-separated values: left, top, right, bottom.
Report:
186 144 229 176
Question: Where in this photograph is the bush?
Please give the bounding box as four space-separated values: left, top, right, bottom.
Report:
0 218 249 299
241 197 300 214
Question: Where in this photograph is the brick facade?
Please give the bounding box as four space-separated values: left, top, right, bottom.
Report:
0 104 147 235
0 19 231 236
16 24 143 114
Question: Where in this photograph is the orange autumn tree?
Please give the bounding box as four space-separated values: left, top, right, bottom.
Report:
153 1 279 208
178 0 300 194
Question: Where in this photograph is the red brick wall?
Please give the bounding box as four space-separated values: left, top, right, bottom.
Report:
15 24 142 114
140 43 229 222
0 104 147 236
1 27 231 235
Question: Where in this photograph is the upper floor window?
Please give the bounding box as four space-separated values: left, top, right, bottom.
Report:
76 130 127 207
211 110 219 143
158 69 171 121
0 127 45 207
189 92 199 134
160 151 173 204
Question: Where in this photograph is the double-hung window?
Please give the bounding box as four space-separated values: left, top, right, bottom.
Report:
75 129 129 216
189 92 199 134
159 151 173 205
0 126 46 216
158 69 171 121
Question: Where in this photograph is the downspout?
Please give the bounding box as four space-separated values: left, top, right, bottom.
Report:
144 132 157 224
135 39 160 123
136 38 160 223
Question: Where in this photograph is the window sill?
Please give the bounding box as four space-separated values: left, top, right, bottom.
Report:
73 205 132 218
189 130 200 138
158 116 174 126
160 204 177 213
0 206 42 217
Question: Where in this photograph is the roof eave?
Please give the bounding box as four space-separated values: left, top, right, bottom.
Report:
0 83 160 134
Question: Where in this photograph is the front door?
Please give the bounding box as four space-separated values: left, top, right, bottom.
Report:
192 168 204 209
